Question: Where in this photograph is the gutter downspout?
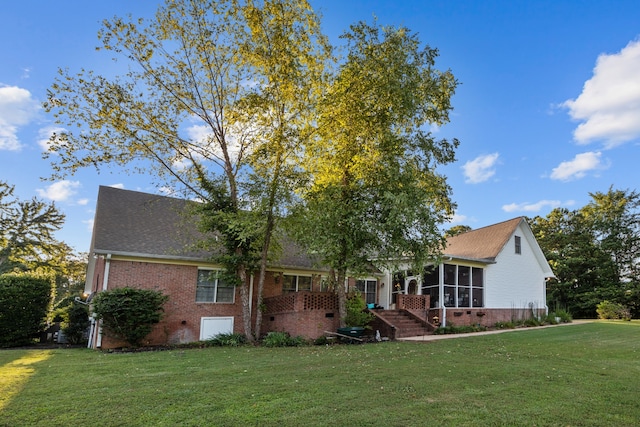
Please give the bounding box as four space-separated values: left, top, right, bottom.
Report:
95 253 112 349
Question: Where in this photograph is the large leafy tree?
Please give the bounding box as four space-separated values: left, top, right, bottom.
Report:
530 187 640 317
44 0 329 340
294 21 459 325
0 181 66 275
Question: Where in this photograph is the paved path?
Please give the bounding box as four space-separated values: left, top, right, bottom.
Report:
398 320 594 342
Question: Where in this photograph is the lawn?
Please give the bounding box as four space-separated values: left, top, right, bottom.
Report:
1 321 639 426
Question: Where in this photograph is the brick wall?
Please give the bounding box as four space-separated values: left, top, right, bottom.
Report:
100 259 245 348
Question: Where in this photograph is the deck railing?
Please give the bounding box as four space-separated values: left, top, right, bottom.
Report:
264 291 338 314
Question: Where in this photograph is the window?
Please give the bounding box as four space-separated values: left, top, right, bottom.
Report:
196 269 234 303
356 279 377 305
282 274 312 294
441 263 484 308
422 266 440 308
515 235 521 254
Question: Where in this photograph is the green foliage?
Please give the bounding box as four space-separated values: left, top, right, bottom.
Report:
597 300 631 320
61 302 90 345
205 332 247 347
434 324 487 335
0 181 67 275
550 308 573 323
261 331 308 347
494 321 516 329
531 187 640 317
343 291 375 328
92 287 169 347
0 273 55 347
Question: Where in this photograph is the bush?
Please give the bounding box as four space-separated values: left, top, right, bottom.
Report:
61 302 90 344
597 300 631 320
494 321 516 329
92 287 169 347
206 332 247 347
548 308 573 324
261 331 308 347
0 274 54 347
434 324 487 335
344 290 375 328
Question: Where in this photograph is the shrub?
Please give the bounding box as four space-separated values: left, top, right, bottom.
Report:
92 287 169 347
494 321 516 329
597 300 631 320
344 290 375 328
261 331 308 347
434 324 487 335
547 308 573 324
61 302 90 344
206 332 247 347
0 274 54 347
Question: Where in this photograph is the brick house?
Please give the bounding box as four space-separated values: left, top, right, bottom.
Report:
84 186 554 348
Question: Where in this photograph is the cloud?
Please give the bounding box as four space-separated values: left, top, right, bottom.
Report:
109 183 125 189
563 39 640 147
550 151 607 181
462 153 499 184
0 85 40 151
502 200 563 213
77 198 89 206
36 180 81 202
447 213 468 224
38 126 67 151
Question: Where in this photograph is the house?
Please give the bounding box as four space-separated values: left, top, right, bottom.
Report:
84 186 554 348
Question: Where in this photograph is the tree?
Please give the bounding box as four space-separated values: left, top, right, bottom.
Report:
530 188 640 317
294 21 459 326
0 181 66 275
445 225 472 238
44 0 330 341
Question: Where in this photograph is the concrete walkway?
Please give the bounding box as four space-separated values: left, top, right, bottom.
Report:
398 320 593 342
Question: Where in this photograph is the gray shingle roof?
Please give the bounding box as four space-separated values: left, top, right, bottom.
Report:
90 186 321 269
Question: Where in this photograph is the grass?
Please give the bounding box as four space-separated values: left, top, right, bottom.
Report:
1 321 639 426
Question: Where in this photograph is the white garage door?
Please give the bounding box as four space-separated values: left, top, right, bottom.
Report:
200 317 234 340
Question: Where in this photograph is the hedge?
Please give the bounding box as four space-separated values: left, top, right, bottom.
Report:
0 274 55 347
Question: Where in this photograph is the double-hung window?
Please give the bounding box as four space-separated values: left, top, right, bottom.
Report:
282 274 312 294
196 269 234 303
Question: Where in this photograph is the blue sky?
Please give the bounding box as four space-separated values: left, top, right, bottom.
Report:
1 0 640 253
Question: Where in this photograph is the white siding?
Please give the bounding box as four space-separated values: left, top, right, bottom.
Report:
485 222 547 309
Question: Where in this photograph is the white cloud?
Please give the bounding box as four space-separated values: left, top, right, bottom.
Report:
447 213 468 224
77 198 89 206
563 39 640 147
0 85 40 151
550 151 607 181
109 183 125 189
38 126 67 151
462 153 499 184
36 180 81 202
502 200 563 213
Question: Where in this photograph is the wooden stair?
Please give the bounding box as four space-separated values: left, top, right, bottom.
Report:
374 309 432 338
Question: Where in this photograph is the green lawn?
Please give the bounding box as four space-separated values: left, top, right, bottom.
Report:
1 321 639 426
